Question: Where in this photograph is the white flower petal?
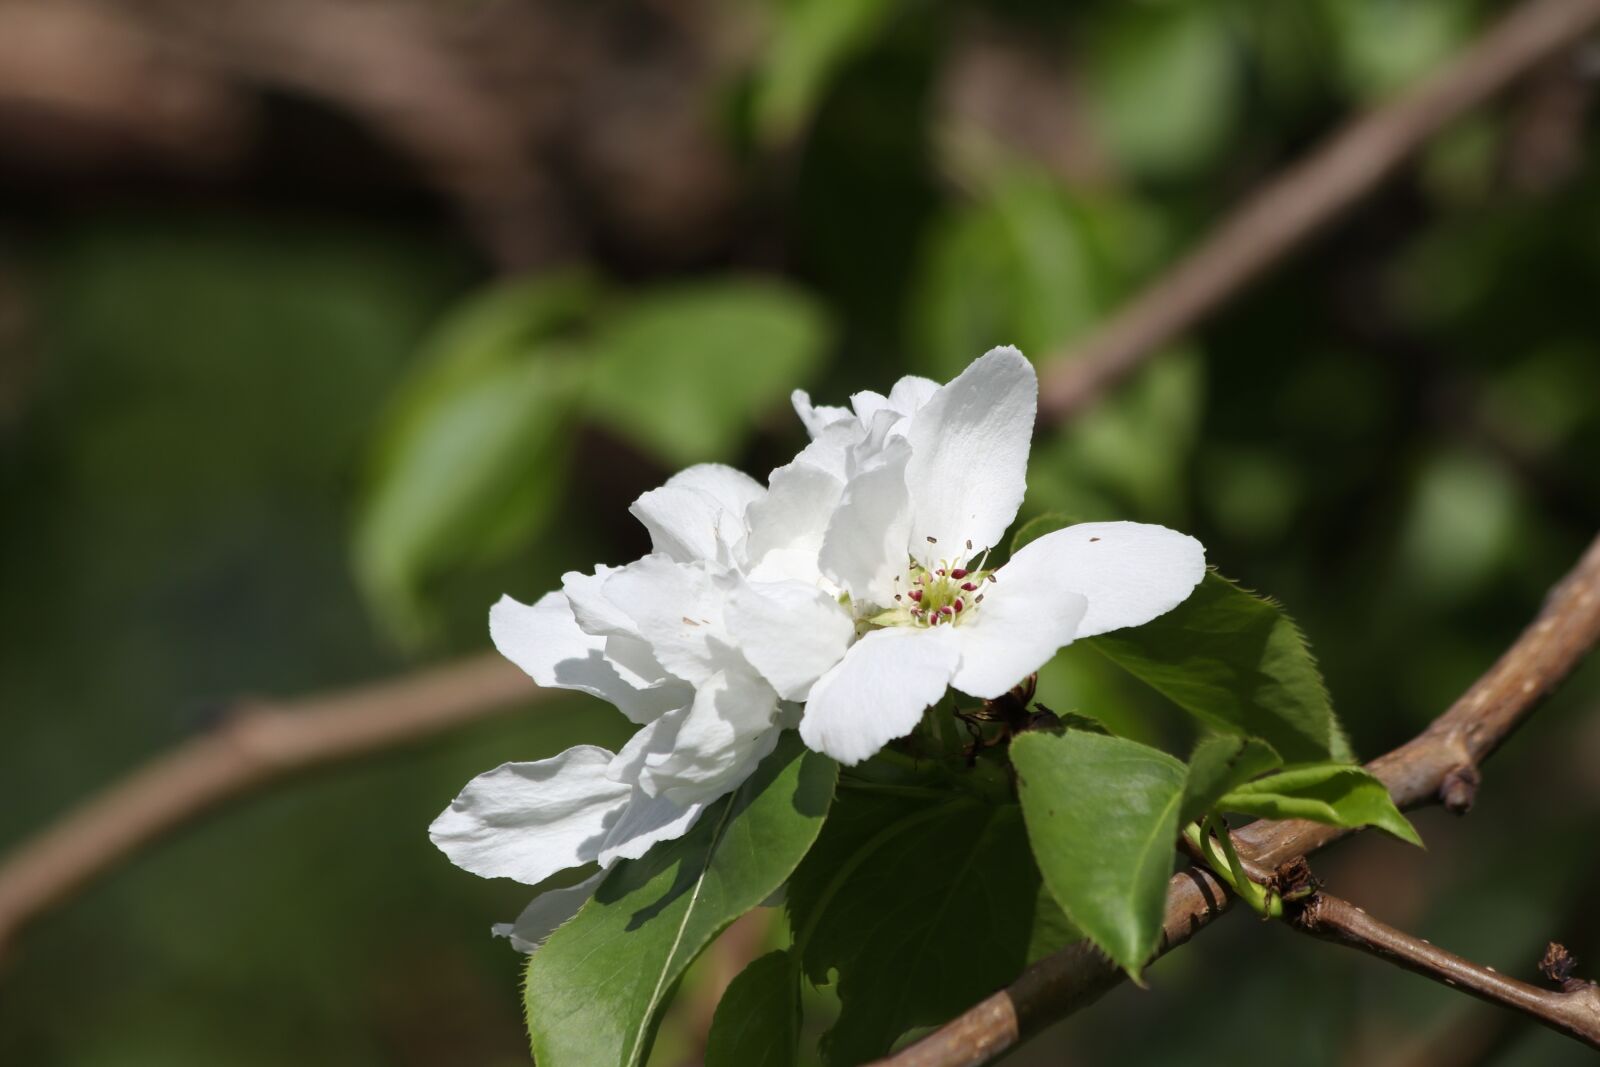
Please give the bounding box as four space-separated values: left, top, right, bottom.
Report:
493 870 605 953
667 463 766 518
429 746 631 885
601 556 732 687
629 465 763 565
792 389 854 438
597 791 707 866
728 580 856 700
489 593 687 724
799 625 961 765
819 438 913 606
742 460 843 582
1024 521 1207 638
887 374 939 414
624 669 782 804
949 559 1089 700
905 346 1037 565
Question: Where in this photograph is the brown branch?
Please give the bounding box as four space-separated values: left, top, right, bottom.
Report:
0 0 1595 993
1284 891 1600 1050
1035 0 1600 424
876 531 1600 1067
0 652 541 958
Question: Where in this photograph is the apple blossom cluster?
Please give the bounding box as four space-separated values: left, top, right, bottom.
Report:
430 346 1206 948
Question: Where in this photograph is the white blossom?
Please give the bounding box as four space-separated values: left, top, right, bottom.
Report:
728 346 1207 764
431 345 1206 947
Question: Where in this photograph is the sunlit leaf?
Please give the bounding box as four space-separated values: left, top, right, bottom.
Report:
1011 730 1185 980
1090 571 1353 764
525 734 836 1067
1218 764 1422 846
1179 736 1282 828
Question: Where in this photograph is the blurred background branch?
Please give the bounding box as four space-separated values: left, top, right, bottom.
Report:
3 0 1600 1062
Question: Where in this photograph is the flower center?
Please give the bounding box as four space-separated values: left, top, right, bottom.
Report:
865 546 996 630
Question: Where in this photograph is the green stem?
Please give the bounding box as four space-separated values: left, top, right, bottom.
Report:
1187 817 1283 919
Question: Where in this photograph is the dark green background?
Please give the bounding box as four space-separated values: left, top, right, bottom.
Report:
2 1 1598 1063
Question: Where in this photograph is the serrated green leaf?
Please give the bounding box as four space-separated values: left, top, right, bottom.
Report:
704 950 800 1067
1179 736 1283 828
585 280 831 466
1218 764 1422 846
525 734 836 1067
1011 730 1185 980
787 791 1044 1064
1090 571 1353 764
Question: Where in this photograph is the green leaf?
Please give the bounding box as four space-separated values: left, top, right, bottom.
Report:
585 280 831 466
1025 885 1084 965
787 791 1045 1064
1218 765 1423 846
525 734 837 1067
751 0 902 143
908 173 1109 381
1179 736 1283 828
1090 571 1353 764
353 272 599 638
354 350 585 640
1011 730 1185 980
1084 5 1237 178
704 950 800 1067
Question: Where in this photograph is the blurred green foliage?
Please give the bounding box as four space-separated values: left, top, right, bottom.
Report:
3 0 1599 1063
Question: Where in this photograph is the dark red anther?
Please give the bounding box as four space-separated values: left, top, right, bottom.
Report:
953 599 964 612
950 568 968 579
939 605 955 616
961 581 978 591
909 589 922 602
936 568 946 577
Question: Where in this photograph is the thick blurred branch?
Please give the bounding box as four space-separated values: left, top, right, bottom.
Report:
877 531 1600 1067
0 653 539 958
1036 0 1600 424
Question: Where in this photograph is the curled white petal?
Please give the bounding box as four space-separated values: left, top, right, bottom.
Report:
489 592 687 724
429 746 631 885
819 438 913 606
493 870 605 954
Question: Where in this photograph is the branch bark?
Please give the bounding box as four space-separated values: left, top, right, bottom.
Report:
876 531 1600 1067
1283 891 1600 1051
0 653 540 957
1036 0 1600 424
2 0 1597 984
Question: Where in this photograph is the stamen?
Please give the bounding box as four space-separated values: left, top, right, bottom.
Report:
961 582 977 591
908 589 922 602
975 593 985 603
894 594 902 601
950 568 968 579
953 599 964 612
926 535 938 544
966 539 973 550
938 605 954 617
